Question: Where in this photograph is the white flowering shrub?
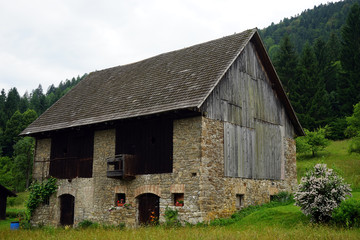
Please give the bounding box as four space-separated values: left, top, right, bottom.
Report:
294 164 352 222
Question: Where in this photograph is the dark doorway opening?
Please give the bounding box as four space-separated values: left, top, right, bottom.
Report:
60 194 75 226
138 193 160 225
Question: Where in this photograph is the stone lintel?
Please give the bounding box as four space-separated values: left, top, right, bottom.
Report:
170 184 185 193
134 185 161 198
269 187 279 196
234 185 246 195
114 185 127 194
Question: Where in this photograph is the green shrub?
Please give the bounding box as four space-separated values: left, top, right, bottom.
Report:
271 192 293 203
332 198 360 228
296 128 329 157
26 177 57 216
325 118 347 140
164 206 181 227
6 209 25 218
294 164 352 222
77 220 99 229
7 197 16 207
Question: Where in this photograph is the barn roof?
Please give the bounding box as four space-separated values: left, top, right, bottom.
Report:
21 28 304 136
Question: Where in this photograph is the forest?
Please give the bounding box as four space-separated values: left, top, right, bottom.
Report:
259 0 360 138
0 0 360 192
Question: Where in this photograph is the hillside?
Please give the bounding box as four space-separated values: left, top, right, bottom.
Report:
260 0 360 56
297 139 360 190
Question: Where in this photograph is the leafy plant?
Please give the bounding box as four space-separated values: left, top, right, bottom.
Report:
164 206 180 227
332 198 360 228
78 220 99 229
26 177 57 217
271 191 293 203
294 164 352 222
296 128 329 157
346 101 360 154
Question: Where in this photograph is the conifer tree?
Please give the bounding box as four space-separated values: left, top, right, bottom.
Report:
4 88 20 120
274 34 298 96
293 43 319 129
0 89 6 129
339 3 360 115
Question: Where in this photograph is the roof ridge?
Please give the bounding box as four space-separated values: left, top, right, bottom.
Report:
90 28 258 74
196 28 257 108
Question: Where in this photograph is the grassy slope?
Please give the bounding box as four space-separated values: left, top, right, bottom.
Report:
297 139 360 190
1 140 360 239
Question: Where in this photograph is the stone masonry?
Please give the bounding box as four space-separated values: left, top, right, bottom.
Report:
31 116 297 227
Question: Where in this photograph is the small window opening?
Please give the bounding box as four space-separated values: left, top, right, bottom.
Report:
173 193 184 206
116 193 126 206
44 196 50 205
236 194 244 210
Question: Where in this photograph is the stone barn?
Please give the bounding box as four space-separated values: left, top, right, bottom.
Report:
21 28 304 227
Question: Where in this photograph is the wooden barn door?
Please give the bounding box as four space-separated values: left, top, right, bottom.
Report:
138 193 159 225
60 194 75 226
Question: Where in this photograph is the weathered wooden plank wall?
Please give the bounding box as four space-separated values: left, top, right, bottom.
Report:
201 41 294 180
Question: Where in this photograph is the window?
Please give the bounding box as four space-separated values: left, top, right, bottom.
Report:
116 193 126 206
236 194 244 210
49 130 94 179
43 196 50 205
173 193 184 206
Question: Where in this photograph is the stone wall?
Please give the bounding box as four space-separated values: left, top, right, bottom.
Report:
31 115 297 227
33 138 51 181
198 117 297 221
31 117 205 227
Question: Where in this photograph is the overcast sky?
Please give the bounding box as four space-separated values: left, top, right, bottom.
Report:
0 0 340 96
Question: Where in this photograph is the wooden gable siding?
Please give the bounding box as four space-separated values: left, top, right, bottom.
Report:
201 41 294 180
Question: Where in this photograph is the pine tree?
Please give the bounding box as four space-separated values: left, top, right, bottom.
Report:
19 92 30 113
4 88 20 120
2 111 23 156
30 85 47 115
0 89 6 129
274 34 298 96
339 3 360 115
293 43 319 129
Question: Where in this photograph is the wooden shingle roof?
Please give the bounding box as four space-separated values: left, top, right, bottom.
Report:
21 29 304 136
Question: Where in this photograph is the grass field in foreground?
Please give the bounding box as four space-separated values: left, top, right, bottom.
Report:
1 203 360 240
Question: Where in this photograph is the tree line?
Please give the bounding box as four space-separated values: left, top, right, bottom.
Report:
0 74 86 191
261 2 360 141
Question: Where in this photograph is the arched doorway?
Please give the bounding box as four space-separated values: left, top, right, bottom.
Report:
137 193 160 225
60 194 75 226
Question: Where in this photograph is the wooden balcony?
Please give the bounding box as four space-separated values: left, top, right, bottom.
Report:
106 154 136 180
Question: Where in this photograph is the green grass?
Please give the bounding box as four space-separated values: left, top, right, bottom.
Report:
297 139 360 190
1 203 360 240
7 191 28 210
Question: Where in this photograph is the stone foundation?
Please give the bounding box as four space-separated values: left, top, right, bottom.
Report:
31 116 297 227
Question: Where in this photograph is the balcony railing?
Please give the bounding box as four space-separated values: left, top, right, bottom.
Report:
106 154 136 180
49 157 93 179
